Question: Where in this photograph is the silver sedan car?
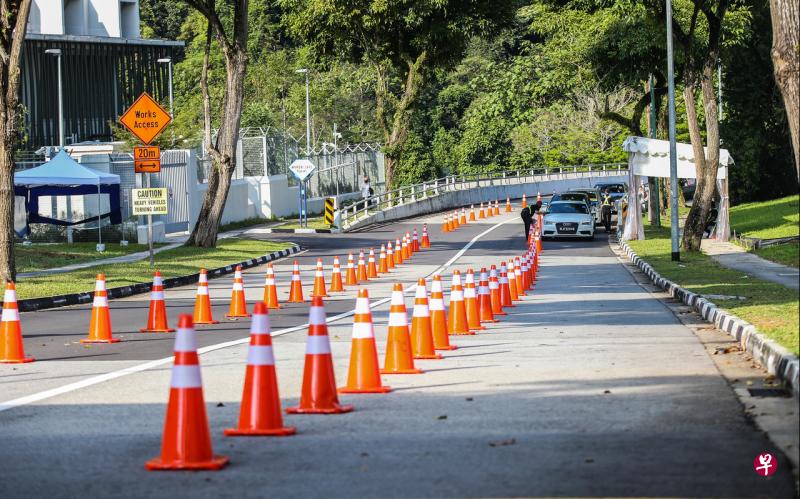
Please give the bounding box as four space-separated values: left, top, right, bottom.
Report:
540 201 595 240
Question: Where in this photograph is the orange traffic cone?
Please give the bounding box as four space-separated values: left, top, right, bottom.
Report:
494 200 501 215
477 268 496 324
536 230 542 254
429 274 455 350
82 274 120 343
401 236 410 260
460 208 467 225
523 253 532 291
367 248 379 278
506 197 512 212
452 210 460 229
514 256 526 297
447 271 473 335
421 225 431 248
464 269 484 331
469 205 476 221
287 261 305 303
141 271 174 333
507 259 520 301
339 289 392 394
225 265 250 319
312 258 329 298
1 282 34 363
478 202 486 219
225 303 296 437
489 265 506 316
345 253 358 285
386 242 397 269
145 315 229 471
378 245 389 273
521 194 527 208
357 250 369 282
499 262 515 308
413 278 446 357
286 296 353 414
381 283 422 375
442 213 451 233
537 191 542 203
330 256 344 292
412 228 420 251
263 264 281 309
406 232 414 256
193 269 219 325
394 238 403 265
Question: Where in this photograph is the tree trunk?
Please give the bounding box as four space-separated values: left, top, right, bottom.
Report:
0 0 33 283
770 0 800 181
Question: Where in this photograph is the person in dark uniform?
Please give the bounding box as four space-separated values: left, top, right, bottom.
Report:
521 205 533 240
601 189 613 232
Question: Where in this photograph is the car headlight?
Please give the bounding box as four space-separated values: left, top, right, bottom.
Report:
580 220 592 226
543 218 554 226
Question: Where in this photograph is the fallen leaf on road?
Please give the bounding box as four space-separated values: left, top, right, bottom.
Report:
437 415 447 420
603 390 611 394
360 452 369 457
216 402 225 407
585 458 594 463
489 438 516 447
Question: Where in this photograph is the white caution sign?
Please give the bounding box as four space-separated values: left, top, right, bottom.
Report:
132 188 169 215
288 159 317 181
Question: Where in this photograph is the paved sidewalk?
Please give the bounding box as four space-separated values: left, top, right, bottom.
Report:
701 239 799 291
17 223 282 279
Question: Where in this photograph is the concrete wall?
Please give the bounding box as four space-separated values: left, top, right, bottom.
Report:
28 0 138 38
345 173 628 231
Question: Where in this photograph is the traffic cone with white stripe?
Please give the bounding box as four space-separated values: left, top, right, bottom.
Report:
521 194 528 208
378 245 389 273
499 262 515 308
478 202 486 219
412 278 445 357
469 205 476 221
225 266 250 319
494 200 501 216
401 236 410 260
263 264 281 309
357 250 369 282
521 254 531 291
386 242 396 269
412 228 420 251
1 282 34 363
394 238 403 265
193 269 218 324
489 265 506 316
464 269 484 331
442 213 451 233
514 257 526 297
427 275 450 355
145 315 228 471
82 274 120 343
536 191 542 203
381 283 422 375
405 232 413 256
367 249 379 278
506 197 512 212
507 259 520 301
345 253 358 285
287 261 305 303
225 303 296 437
477 268 496 324
286 296 353 414
329 256 344 292
141 271 174 333
311 258 329 298
460 208 467 225
339 289 392 394
447 271 473 335
452 210 460 229
421 225 431 248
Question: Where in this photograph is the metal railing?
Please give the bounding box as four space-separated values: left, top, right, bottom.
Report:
340 163 627 228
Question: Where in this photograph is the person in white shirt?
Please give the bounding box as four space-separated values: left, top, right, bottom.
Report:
361 176 372 210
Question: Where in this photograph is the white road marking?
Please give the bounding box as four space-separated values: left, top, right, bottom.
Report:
0 216 514 413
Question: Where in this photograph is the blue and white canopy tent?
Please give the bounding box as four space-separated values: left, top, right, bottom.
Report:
14 150 122 240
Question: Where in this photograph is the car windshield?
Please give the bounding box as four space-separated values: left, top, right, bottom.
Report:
598 184 625 193
560 193 588 202
573 191 597 201
549 203 588 214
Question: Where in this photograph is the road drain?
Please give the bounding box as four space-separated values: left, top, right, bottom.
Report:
747 388 792 398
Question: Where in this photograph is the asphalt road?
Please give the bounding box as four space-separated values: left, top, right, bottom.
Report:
0 209 795 498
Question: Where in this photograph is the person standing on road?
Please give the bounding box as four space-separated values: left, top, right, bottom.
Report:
521 205 533 241
360 176 372 210
601 189 613 232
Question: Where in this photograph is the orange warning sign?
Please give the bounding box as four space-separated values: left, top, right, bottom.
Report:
134 146 161 173
119 92 172 145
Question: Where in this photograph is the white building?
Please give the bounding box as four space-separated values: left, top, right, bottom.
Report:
27 0 140 38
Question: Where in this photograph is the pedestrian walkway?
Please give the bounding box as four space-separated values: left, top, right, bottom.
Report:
701 239 799 291
17 223 282 279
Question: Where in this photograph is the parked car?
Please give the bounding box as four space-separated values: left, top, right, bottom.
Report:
564 188 602 224
549 191 595 227
541 201 595 240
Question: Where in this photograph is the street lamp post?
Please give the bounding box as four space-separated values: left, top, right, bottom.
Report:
157 57 174 118
46 48 73 244
666 0 680 261
295 68 310 227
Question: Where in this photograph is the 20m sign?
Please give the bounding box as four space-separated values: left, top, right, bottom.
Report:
119 92 172 145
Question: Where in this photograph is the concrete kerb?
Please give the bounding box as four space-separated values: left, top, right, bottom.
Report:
617 238 799 397
16 244 302 313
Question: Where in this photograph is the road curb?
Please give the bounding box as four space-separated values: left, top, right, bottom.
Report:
259 227 340 234
617 238 799 398
17 244 302 313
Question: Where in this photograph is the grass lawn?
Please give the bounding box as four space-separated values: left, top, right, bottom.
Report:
278 218 331 230
627 226 799 355
730 194 799 239
16 238 292 300
16 242 156 274
219 216 275 232
754 242 799 268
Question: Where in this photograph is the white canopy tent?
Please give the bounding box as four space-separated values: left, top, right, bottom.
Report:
620 136 735 242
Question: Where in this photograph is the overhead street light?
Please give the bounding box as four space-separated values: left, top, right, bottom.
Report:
295 68 311 156
45 49 64 148
157 57 174 119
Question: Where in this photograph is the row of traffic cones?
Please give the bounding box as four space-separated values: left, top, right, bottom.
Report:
442 201 507 232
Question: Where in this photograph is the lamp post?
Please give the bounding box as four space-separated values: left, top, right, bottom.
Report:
666 0 680 261
157 57 174 118
45 48 74 244
295 68 310 227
